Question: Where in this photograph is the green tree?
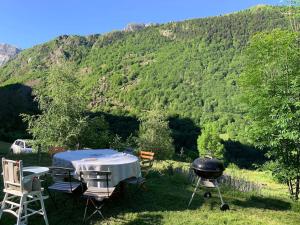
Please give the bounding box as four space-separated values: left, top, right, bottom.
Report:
137 108 175 159
23 66 88 151
79 115 110 149
197 122 224 159
239 29 300 199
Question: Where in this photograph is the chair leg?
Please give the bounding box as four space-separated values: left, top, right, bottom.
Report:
0 193 8 220
82 198 89 224
16 196 24 225
39 193 49 225
139 181 147 191
24 195 28 224
83 198 105 223
86 209 99 221
47 189 58 209
90 199 104 219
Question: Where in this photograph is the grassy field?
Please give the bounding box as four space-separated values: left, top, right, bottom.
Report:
0 151 300 225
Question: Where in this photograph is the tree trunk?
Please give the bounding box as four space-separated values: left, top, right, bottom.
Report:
288 179 294 195
295 176 299 200
295 146 300 200
37 145 42 165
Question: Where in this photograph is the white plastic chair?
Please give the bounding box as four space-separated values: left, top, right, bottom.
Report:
0 158 49 225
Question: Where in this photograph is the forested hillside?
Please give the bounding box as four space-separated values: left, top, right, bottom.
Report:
0 6 292 153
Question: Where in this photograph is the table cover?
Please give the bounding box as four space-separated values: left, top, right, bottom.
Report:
52 149 141 186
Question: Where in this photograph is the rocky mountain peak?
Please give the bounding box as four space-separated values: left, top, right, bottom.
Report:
0 43 21 66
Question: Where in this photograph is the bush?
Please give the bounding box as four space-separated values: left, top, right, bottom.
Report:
137 108 175 160
109 134 137 152
197 122 224 159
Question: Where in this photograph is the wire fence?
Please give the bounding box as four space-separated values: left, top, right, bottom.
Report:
170 166 262 193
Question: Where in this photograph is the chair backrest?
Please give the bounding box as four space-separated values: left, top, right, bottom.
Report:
139 151 155 161
80 170 112 197
48 167 74 182
48 167 78 192
2 158 23 192
49 147 65 157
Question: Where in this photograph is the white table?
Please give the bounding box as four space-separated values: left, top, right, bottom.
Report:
23 166 49 176
52 149 141 186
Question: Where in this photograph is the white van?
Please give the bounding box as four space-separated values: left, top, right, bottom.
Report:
10 139 33 154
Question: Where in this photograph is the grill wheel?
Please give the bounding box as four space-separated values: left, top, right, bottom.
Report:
204 192 212 198
220 203 230 211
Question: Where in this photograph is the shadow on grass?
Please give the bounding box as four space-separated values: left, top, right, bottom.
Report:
124 213 163 225
105 172 205 214
232 195 291 211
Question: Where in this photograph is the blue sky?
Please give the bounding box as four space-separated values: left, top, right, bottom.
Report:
1 0 281 49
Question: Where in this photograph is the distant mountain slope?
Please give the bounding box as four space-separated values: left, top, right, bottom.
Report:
0 5 294 144
0 44 21 66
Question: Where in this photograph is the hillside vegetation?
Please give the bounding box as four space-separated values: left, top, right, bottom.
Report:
0 6 293 152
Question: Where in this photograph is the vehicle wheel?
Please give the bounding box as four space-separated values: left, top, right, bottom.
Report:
220 203 229 211
204 192 212 198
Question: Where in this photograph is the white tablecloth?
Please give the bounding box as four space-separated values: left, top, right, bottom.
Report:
52 149 141 186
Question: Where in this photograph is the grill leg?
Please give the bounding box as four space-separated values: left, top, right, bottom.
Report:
188 177 201 207
215 183 224 205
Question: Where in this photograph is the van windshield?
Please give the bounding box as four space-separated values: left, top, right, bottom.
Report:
25 143 32 148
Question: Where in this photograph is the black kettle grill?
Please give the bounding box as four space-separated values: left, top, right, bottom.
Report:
188 157 229 211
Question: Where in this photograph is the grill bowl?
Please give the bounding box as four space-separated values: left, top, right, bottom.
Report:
192 157 224 179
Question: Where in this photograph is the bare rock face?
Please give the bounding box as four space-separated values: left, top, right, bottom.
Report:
124 23 159 32
124 23 146 32
0 44 21 66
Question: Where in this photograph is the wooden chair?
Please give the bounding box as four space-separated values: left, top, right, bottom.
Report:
139 151 155 174
80 170 115 223
124 151 155 190
49 146 65 158
0 158 49 225
47 167 83 208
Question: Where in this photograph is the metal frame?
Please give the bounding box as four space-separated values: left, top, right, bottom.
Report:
80 170 114 223
188 177 227 209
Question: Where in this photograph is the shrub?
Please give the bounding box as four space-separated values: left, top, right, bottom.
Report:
137 108 175 159
197 122 224 159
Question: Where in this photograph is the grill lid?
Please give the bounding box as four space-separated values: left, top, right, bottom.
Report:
192 157 225 172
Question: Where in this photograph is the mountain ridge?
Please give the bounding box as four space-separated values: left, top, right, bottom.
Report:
0 5 295 145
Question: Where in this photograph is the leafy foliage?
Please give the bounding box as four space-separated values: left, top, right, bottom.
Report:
79 115 110 149
22 67 88 151
137 108 175 159
239 29 300 199
109 134 137 152
197 123 224 159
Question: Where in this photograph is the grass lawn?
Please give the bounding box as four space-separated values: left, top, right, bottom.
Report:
0 152 300 225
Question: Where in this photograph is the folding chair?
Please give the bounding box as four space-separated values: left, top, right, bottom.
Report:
0 158 49 225
47 167 83 208
80 170 115 223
